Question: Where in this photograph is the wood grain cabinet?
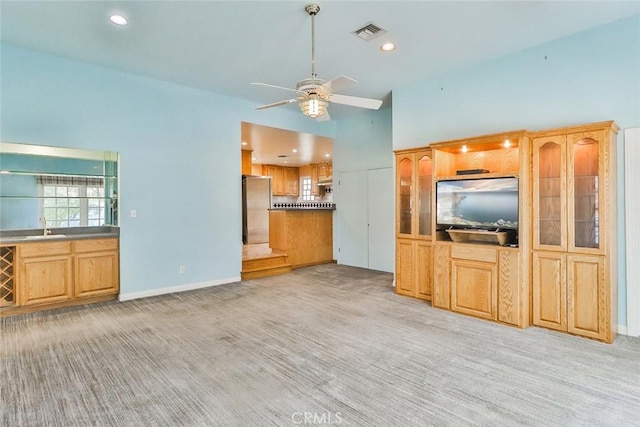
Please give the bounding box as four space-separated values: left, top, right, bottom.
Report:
394 149 433 300
284 167 299 196
310 164 319 196
74 239 119 298
18 241 73 306
394 120 616 341
436 244 524 326
531 121 618 342
3 237 120 315
264 165 299 196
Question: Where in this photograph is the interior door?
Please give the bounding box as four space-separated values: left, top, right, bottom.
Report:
368 167 394 272
336 170 368 268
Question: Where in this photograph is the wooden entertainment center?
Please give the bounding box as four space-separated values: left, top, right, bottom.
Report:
395 121 618 342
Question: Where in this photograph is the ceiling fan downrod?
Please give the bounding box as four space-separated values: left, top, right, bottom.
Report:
305 3 320 79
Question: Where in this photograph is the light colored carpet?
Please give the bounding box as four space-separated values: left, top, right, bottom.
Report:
2 264 639 426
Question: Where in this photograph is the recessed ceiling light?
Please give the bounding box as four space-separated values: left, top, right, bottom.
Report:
380 42 396 52
284 161 288 164
109 14 128 26
461 145 468 153
503 139 511 148
292 149 298 153
241 141 248 146
324 153 331 158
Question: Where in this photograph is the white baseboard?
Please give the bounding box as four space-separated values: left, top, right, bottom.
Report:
118 276 241 302
618 324 629 336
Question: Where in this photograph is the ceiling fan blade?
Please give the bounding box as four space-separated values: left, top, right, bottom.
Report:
316 111 331 122
321 75 357 94
251 82 303 95
329 93 383 110
255 98 298 110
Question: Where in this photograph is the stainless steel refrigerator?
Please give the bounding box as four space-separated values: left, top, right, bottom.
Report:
242 175 272 244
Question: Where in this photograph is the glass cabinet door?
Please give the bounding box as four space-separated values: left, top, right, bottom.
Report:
570 136 600 250
417 153 432 237
397 156 414 236
534 137 566 249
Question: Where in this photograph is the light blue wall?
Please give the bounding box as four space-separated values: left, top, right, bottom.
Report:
333 106 393 173
1 44 336 295
392 15 640 327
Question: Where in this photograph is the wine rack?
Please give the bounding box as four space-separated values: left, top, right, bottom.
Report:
0 246 16 307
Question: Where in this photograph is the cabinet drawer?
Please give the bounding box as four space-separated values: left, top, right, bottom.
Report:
74 238 118 253
19 241 72 258
451 245 496 263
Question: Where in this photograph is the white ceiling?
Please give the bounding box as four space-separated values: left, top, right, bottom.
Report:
2 1 638 165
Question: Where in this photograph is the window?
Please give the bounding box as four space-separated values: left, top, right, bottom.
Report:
301 177 313 201
38 176 105 228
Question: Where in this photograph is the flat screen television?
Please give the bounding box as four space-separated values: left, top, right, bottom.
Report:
436 177 519 231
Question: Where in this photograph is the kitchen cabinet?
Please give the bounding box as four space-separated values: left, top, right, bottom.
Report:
317 163 332 180
74 238 119 298
531 121 618 342
18 241 73 306
2 237 120 316
394 149 433 300
241 149 253 175
310 164 319 196
284 167 299 196
264 165 299 196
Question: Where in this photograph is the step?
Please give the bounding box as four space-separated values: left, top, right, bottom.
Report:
242 254 289 271
241 263 292 280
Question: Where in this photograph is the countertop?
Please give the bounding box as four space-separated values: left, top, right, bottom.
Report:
270 203 335 211
0 226 119 244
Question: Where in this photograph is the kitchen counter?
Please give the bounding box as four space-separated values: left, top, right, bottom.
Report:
269 210 333 268
0 225 119 245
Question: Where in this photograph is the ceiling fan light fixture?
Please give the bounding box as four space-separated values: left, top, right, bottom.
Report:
300 96 328 119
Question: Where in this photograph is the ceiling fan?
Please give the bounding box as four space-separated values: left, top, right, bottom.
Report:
251 3 383 121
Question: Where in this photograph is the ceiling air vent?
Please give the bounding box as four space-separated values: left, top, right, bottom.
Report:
353 22 387 41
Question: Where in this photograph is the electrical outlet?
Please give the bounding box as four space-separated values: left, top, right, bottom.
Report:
179 265 186 274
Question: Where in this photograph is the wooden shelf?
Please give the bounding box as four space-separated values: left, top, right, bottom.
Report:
436 172 518 181
446 229 512 246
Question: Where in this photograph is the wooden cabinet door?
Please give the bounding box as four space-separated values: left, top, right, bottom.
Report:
318 163 329 179
396 154 414 238
310 164 319 196
532 251 566 331
415 241 432 300
451 259 497 320
532 135 567 251
285 167 299 196
75 251 119 298
567 254 608 341
241 149 252 175
19 255 73 306
432 244 451 309
416 151 433 239
395 239 414 296
267 166 285 195
567 131 605 254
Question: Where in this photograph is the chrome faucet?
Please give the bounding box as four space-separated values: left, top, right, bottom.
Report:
40 216 51 236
